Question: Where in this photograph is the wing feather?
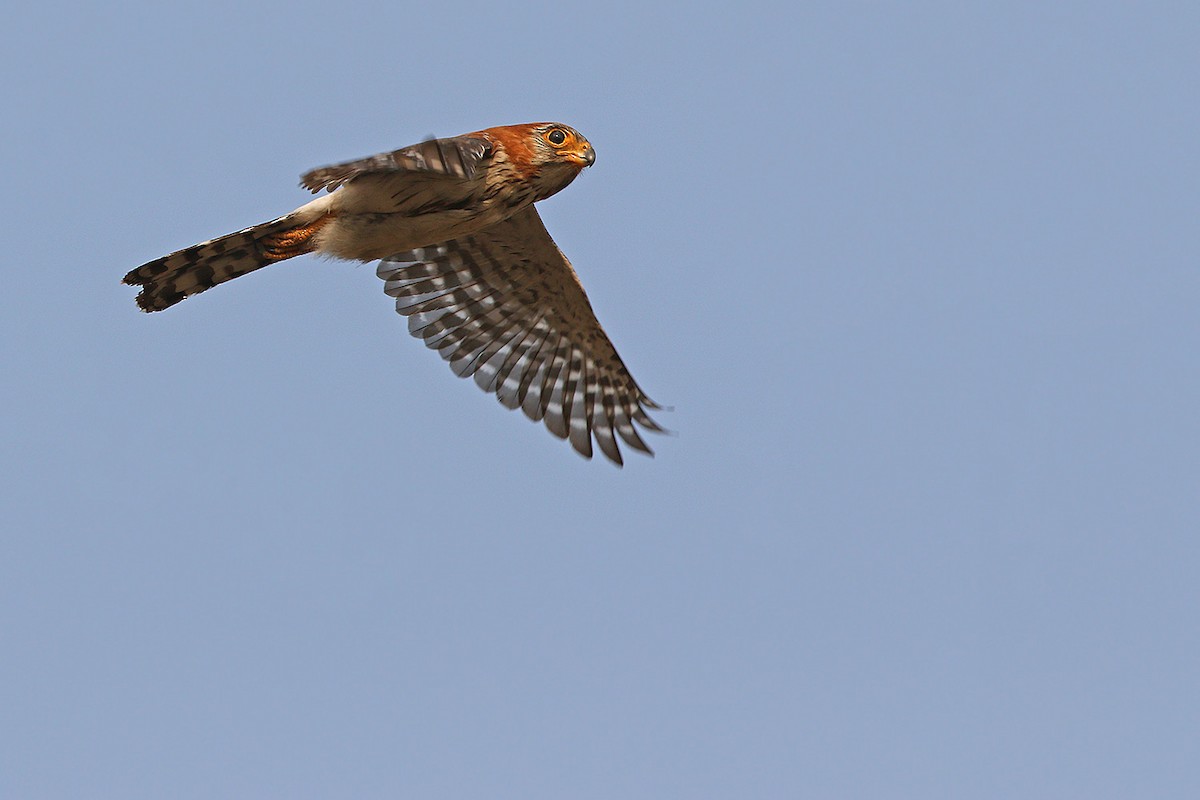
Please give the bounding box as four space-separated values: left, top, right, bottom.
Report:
300 135 493 194
376 207 663 465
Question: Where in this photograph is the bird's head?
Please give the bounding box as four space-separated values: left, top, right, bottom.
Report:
483 122 596 201
533 123 596 168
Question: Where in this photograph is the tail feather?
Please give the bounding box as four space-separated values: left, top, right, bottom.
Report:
123 214 331 312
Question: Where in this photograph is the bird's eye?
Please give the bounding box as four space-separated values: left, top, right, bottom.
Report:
547 128 568 145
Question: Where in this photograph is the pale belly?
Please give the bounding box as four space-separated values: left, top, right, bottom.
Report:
314 208 504 262
290 176 520 262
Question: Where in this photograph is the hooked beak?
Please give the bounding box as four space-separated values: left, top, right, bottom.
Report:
567 144 596 168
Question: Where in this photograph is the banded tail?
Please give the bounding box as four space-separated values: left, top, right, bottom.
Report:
123 214 332 312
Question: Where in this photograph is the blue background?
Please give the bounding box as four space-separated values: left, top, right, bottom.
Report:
3 2 1197 797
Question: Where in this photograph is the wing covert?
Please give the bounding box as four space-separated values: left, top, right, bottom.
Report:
301 135 493 193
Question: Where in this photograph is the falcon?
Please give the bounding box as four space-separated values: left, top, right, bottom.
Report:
123 122 665 465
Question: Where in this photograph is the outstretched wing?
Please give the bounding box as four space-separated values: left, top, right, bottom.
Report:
377 206 665 466
301 135 493 193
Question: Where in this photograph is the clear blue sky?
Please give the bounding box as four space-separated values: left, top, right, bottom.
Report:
3 2 1198 797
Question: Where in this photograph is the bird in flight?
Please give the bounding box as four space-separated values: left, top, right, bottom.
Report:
122 122 665 465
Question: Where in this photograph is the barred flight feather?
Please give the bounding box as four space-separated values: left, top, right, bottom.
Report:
122 215 316 312
377 207 662 466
